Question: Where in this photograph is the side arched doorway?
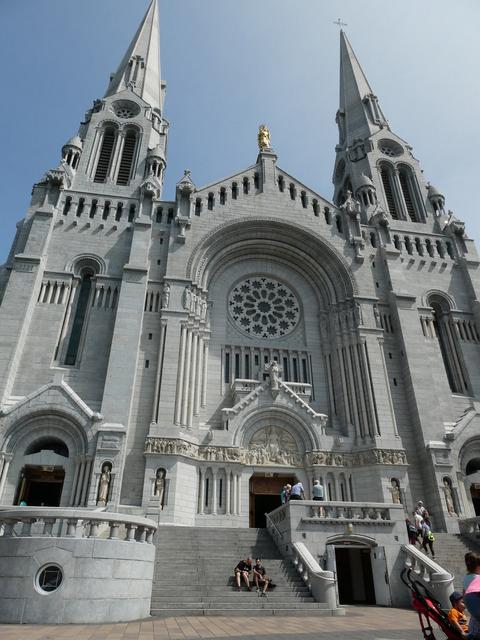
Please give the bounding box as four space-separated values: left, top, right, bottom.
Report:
326 536 391 606
14 437 68 506
466 458 480 516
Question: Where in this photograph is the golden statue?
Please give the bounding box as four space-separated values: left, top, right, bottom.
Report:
258 124 271 150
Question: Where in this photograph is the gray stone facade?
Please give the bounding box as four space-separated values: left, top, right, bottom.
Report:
0 0 479 535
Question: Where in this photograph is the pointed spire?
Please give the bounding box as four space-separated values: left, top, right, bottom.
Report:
338 30 388 146
105 0 162 110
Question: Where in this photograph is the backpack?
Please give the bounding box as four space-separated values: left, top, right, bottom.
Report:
427 531 435 542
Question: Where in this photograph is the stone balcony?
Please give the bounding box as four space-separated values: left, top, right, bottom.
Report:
231 378 312 404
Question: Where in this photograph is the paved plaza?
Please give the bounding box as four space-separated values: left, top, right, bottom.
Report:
0 607 425 640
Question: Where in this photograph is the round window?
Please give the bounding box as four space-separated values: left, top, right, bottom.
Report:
36 564 63 594
112 100 141 119
378 139 403 157
228 277 300 339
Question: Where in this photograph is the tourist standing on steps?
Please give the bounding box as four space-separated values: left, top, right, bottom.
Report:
289 480 305 500
413 510 423 542
406 518 417 545
312 480 325 501
421 520 435 558
234 557 253 591
280 484 289 504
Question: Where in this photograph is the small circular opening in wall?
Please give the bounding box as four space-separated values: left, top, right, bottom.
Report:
36 564 63 594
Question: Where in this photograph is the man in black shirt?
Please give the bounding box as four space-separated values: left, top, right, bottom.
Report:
253 558 270 597
234 557 253 591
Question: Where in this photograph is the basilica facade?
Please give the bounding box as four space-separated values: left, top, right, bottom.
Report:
1 0 479 534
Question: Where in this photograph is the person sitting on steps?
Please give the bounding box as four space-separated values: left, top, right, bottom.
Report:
234 557 253 591
253 558 270 597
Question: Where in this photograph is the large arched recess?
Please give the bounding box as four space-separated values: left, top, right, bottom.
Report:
186 218 357 305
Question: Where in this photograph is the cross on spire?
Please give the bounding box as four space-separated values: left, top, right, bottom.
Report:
333 18 348 29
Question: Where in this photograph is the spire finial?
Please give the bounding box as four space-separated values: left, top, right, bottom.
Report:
333 18 348 29
105 0 162 109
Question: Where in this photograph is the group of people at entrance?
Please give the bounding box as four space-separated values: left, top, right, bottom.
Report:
234 557 270 596
280 480 324 503
406 500 436 558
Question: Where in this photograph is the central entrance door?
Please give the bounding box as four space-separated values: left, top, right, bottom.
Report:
16 466 65 506
249 473 295 527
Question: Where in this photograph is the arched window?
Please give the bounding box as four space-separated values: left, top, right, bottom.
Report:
231 182 238 199
94 127 116 183
430 294 469 394
65 269 94 365
380 165 399 219
398 166 419 222
116 129 138 185
278 176 285 193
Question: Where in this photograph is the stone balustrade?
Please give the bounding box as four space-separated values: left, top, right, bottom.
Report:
231 379 312 403
402 543 453 609
269 500 395 526
458 516 480 535
0 507 157 624
291 542 337 609
0 507 156 543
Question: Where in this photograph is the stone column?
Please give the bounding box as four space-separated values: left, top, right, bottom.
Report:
202 340 209 407
69 457 82 506
151 319 167 423
174 324 187 425
198 468 205 515
212 468 218 515
80 458 93 507
0 455 12 502
226 471 231 515
181 328 193 426
187 332 199 428
233 472 238 516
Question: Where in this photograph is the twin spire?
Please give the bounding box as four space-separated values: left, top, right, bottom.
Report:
104 2 390 156
338 29 389 146
105 0 162 110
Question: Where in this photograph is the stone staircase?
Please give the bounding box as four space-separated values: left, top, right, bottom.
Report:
151 526 339 616
427 533 480 590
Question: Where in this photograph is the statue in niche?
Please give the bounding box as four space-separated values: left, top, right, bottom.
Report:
443 479 456 515
183 286 191 311
97 463 111 506
390 479 402 504
161 283 170 309
154 468 166 509
258 124 271 151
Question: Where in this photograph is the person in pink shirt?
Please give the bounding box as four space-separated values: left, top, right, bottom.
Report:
463 552 480 625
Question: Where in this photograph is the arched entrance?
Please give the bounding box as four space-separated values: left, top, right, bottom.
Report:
466 458 480 516
326 536 391 606
249 472 295 527
14 437 69 506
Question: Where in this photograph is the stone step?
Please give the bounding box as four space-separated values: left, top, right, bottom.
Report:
151 607 341 617
151 595 315 604
151 601 329 610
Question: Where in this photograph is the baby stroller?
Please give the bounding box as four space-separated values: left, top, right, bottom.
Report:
401 568 463 639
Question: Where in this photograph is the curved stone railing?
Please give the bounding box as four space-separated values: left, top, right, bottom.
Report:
402 543 454 609
265 512 338 609
0 507 157 543
292 541 337 609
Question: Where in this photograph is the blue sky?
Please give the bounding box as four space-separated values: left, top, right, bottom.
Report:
1 0 479 262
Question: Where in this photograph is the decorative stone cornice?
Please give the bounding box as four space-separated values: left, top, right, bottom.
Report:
144 438 407 468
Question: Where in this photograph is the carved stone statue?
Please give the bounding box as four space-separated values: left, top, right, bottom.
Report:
154 468 166 509
267 360 280 392
390 479 401 504
161 283 170 309
257 124 271 150
97 464 111 506
443 479 456 515
183 286 191 311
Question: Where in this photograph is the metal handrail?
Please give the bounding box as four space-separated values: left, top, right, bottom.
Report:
265 511 283 540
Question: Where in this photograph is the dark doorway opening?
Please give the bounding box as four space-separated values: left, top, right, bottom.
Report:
249 473 295 528
470 485 480 516
335 547 375 605
16 466 65 507
254 494 281 528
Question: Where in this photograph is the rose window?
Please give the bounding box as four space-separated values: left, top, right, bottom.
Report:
228 277 300 339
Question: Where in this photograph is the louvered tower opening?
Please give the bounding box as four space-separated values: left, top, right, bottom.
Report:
116 130 137 185
94 128 116 183
399 170 417 222
380 167 398 219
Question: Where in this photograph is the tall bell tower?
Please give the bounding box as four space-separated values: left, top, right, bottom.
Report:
332 30 434 226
